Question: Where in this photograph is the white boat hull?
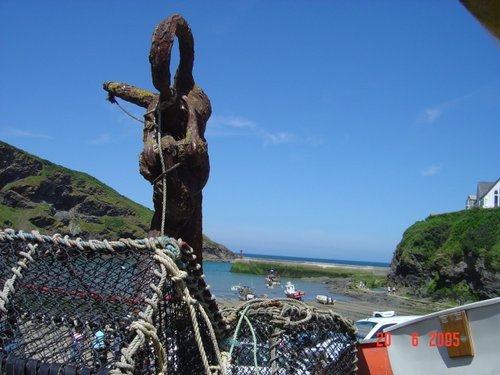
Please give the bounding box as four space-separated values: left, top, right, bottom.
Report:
385 297 500 374
315 295 335 305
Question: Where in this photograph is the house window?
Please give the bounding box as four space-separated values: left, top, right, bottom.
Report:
495 190 499 207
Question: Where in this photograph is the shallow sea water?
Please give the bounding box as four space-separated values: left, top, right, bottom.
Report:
203 261 355 302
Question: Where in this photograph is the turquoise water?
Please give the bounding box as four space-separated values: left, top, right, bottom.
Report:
203 261 355 302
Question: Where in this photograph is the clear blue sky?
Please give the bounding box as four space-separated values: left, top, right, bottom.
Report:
1 1 499 262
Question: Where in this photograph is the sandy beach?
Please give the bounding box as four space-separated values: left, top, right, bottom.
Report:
218 290 449 323
218 288 448 322
309 291 451 321
234 257 389 276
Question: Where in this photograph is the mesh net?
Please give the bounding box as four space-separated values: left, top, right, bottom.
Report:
222 299 358 374
0 229 226 375
0 229 359 375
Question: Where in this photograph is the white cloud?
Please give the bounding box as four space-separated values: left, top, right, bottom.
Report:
208 114 322 146
209 115 256 129
263 131 295 145
421 108 442 124
416 84 490 125
6 127 52 139
420 164 442 176
88 133 112 145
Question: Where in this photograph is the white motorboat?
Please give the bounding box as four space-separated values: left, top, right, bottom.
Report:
315 294 335 305
284 281 305 300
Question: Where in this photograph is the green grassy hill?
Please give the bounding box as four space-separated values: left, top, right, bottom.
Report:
0 141 235 261
0 141 153 239
389 208 500 303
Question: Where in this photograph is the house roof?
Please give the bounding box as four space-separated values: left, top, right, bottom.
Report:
477 179 500 199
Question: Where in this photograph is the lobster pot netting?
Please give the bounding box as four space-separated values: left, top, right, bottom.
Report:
0 230 226 375
222 299 358 375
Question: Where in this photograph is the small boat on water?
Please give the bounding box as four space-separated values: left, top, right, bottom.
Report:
265 268 281 288
284 281 305 300
316 294 335 305
238 286 256 301
230 284 242 292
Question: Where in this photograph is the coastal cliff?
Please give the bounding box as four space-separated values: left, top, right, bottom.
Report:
203 234 236 262
388 209 500 302
0 141 234 260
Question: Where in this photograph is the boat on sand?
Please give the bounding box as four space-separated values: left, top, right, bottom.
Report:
316 294 335 305
238 286 256 301
284 281 305 300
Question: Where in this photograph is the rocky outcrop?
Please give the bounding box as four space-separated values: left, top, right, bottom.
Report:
0 145 43 186
203 235 236 262
388 209 500 302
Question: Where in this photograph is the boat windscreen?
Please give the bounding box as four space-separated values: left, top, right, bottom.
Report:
355 321 377 339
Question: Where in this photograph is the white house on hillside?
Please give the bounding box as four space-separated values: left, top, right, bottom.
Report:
466 178 500 209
